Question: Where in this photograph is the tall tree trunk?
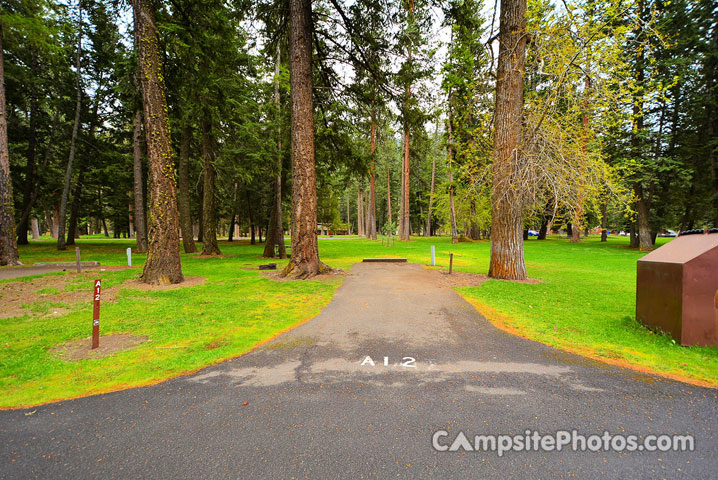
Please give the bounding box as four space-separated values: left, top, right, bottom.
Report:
400 128 411 240
629 222 639 248
133 0 183 284
264 43 287 258
228 182 238 242
129 202 135 238
368 110 377 239
0 23 19 265
200 111 221 256
17 91 37 245
634 184 652 251
399 145 405 237
357 186 364 237
600 200 608 242
488 0 528 280
448 101 458 244
705 19 718 227
66 165 84 245
346 193 351 235
282 0 329 277
31 218 40 239
247 190 255 245
58 16 83 251
386 164 392 235
68 96 101 246
178 124 196 252
468 199 480 240
53 206 60 238
631 0 652 252
425 149 436 237
17 110 57 246
538 218 549 240
133 109 149 252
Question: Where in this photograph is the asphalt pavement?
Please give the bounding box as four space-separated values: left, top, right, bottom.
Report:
1 262 716 479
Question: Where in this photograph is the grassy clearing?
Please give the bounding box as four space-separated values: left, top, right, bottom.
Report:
1 234 716 408
0 239 340 408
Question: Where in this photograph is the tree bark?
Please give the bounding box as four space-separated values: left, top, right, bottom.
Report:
58 16 83 251
629 221 639 248
31 218 40 239
17 91 37 245
228 182 238 242
133 0 183 284
247 190 255 245
488 0 528 280
200 111 221 256
178 124 196 252
282 0 329 278
400 128 411 240
468 199 480 240
630 0 652 252
425 148 436 237
399 146 405 237
386 164 392 235
133 109 148 252
634 184 652 251
264 43 287 258
68 96 101 246
357 184 365 237
368 110 377 239
600 200 608 242
705 18 718 227
448 101 458 244
538 218 548 240
0 23 19 265
346 193 351 235
66 165 84 245
17 109 57 246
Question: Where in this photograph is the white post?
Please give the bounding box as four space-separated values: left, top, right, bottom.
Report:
127 247 132 267
430 245 436 266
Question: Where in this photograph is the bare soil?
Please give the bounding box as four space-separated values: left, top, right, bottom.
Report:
262 270 345 283
51 334 148 361
0 272 119 319
431 269 541 287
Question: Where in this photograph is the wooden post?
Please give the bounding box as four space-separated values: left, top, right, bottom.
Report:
75 247 81 273
92 279 101 349
449 253 453 274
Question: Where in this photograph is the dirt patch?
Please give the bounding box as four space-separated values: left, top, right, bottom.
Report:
262 270 345 283
433 270 541 287
0 273 118 319
121 276 206 291
51 334 148 361
204 340 229 350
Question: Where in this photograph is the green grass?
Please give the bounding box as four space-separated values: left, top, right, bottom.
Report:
0 239 340 408
1 234 717 408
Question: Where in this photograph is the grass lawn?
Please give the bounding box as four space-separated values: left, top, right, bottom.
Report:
1 234 717 408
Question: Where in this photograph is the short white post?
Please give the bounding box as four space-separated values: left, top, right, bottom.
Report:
430 245 436 266
126 247 132 267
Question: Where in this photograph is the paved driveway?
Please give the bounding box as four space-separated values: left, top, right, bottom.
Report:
1 263 716 479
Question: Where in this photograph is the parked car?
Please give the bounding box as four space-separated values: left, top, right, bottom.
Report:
658 230 677 238
528 230 539 237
